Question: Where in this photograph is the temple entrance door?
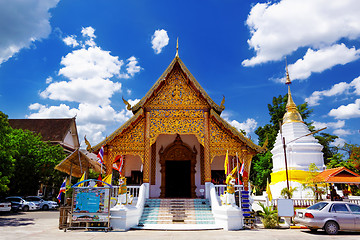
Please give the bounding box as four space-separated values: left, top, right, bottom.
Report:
159 134 197 198
165 160 191 198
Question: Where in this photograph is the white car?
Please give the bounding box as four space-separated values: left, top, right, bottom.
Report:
24 196 58 210
0 199 11 212
5 196 40 211
294 201 360 234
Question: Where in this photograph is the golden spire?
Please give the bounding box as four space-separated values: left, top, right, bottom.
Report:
175 37 179 57
282 59 303 125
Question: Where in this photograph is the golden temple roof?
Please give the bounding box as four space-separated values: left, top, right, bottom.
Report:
130 55 225 115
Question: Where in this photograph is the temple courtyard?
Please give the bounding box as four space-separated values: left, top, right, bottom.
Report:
1 211 360 240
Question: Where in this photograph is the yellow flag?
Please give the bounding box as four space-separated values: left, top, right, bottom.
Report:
224 150 229 175
348 184 352 196
266 179 272 202
78 172 85 187
103 174 112 185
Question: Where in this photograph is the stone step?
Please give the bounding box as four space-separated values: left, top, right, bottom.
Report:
138 198 215 227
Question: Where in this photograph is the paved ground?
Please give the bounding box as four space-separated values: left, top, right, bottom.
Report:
1 211 360 240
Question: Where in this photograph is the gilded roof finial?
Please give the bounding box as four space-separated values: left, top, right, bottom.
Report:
285 57 291 85
122 96 132 111
220 95 225 110
176 37 179 58
282 58 303 125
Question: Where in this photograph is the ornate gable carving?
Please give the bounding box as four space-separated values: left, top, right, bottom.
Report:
108 117 145 162
145 64 209 110
147 64 209 145
209 117 249 161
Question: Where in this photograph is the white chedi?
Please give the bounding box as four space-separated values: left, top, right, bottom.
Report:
270 73 325 200
270 121 325 199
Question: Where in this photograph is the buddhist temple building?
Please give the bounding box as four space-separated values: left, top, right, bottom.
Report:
91 46 266 199
270 67 325 199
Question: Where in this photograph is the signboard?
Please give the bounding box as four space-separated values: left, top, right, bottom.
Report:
277 199 294 217
72 187 110 223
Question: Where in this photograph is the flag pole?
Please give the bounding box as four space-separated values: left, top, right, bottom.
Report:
236 152 239 185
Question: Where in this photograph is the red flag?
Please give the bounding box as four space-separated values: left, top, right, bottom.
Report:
239 162 245 176
97 174 103 187
97 146 104 164
112 155 124 174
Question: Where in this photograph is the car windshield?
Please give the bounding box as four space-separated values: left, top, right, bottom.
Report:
307 202 328 210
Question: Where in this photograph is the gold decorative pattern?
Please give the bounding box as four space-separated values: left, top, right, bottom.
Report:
131 57 224 114
147 65 208 146
143 111 151 183
146 66 209 110
106 117 145 165
204 111 211 182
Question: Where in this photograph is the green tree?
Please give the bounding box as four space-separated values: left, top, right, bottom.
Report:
0 112 16 193
8 129 65 196
302 163 325 201
326 153 358 174
314 133 339 164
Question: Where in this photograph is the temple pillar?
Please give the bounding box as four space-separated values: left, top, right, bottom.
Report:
143 110 150 183
204 110 211 182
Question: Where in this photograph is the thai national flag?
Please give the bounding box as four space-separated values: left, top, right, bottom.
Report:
97 146 104 164
57 178 67 203
239 162 245 176
118 156 124 174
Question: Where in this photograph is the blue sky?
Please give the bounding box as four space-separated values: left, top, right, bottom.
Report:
0 0 359 148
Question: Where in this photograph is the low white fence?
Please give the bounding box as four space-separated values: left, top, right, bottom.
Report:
111 185 141 199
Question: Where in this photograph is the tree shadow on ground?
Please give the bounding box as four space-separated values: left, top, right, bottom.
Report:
302 229 360 236
0 212 35 227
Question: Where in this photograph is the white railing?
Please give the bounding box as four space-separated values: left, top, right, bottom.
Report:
214 184 244 197
111 185 141 199
269 197 360 208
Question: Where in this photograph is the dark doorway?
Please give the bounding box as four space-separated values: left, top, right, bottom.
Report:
165 160 191 198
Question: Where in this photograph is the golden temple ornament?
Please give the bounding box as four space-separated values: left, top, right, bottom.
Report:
282 60 303 125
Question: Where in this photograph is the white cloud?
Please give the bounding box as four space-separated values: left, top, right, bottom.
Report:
222 111 257 136
242 0 360 67
0 0 59 64
288 44 360 81
29 27 143 145
306 76 360 106
311 120 353 138
331 137 346 147
63 35 79 48
151 29 169 54
81 26 96 39
229 118 258 135
333 129 352 136
27 103 77 118
58 46 124 80
329 99 360 119
312 120 345 130
126 56 142 78
27 101 136 145
40 77 122 105
45 76 53 84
